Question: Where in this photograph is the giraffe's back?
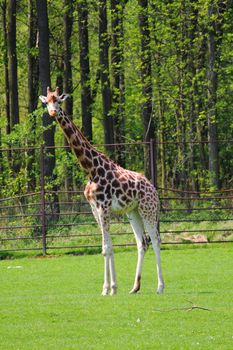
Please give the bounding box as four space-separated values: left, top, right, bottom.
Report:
85 160 159 221
109 166 159 218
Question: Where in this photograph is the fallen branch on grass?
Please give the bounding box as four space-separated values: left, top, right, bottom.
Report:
184 300 211 312
153 300 211 313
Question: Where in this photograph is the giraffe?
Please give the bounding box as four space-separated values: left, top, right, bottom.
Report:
39 87 164 296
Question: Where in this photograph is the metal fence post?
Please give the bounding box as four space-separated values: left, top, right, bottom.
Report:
40 144 47 256
149 138 157 188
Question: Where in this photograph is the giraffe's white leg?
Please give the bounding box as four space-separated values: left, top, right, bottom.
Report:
109 254 117 296
145 222 164 294
152 235 164 294
102 233 117 296
90 202 101 226
89 203 110 295
127 209 147 294
102 253 110 296
96 206 117 296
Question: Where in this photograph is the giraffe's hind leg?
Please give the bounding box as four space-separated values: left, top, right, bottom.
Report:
144 220 164 294
138 199 164 294
127 209 149 294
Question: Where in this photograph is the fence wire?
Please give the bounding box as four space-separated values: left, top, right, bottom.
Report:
0 141 233 255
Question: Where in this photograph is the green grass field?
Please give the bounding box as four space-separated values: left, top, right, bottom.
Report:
1 245 233 349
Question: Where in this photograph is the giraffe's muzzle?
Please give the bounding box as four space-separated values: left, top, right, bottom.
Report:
49 110 57 117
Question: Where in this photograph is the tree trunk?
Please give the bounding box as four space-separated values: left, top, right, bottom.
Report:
207 3 219 188
187 0 199 192
7 0 20 177
2 1 10 137
197 35 208 174
207 0 226 189
174 0 187 191
0 128 3 189
110 0 125 166
77 0 92 140
138 0 155 181
151 2 166 189
64 0 74 198
36 0 51 99
99 0 114 154
27 0 39 191
157 52 167 190
1 0 12 165
37 0 59 217
28 0 39 116
7 0 19 128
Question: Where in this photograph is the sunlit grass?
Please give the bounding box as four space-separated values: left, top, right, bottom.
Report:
0 245 233 349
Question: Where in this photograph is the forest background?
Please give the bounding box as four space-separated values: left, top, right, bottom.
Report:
0 0 233 201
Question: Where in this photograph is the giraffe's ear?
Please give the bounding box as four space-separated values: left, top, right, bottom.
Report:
39 95 47 104
58 93 69 102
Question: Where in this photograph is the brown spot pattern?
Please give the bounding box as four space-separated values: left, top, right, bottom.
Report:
55 106 159 237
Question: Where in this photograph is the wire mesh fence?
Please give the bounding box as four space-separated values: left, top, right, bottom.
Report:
0 140 233 256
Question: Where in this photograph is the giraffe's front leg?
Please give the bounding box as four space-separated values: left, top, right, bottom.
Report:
102 235 117 296
109 254 117 295
102 252 110 296
96 206 117 296
88 201 115 295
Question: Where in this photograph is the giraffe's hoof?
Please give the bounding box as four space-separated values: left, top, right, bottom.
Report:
110 286 117 296
129 288 140 294
102 288 110 296
157 284 164 294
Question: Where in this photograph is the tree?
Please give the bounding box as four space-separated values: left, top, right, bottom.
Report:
110 0 126 166
7 0 20 176
27 0 39 190
7 0 19 129
1 0 10 137
77 0 92 140
63 0 74 196
64 0 73 120
138 0 155 181
28 0 39 117
207 0 227 188
0 0 233 199
99 0 114 152
37 0 59 214
150 0 168 190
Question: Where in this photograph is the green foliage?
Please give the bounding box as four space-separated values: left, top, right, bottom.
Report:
0 0 233 197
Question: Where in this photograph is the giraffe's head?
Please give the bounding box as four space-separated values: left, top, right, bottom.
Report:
39 87 69 117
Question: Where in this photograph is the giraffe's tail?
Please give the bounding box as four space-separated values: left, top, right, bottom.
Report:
145 235 151 248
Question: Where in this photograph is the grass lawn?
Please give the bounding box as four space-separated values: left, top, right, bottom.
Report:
0 245 233 349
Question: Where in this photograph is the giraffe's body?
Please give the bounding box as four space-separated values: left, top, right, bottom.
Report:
39 88 164 296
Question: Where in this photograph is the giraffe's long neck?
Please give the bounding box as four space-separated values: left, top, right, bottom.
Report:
56 108 104 178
